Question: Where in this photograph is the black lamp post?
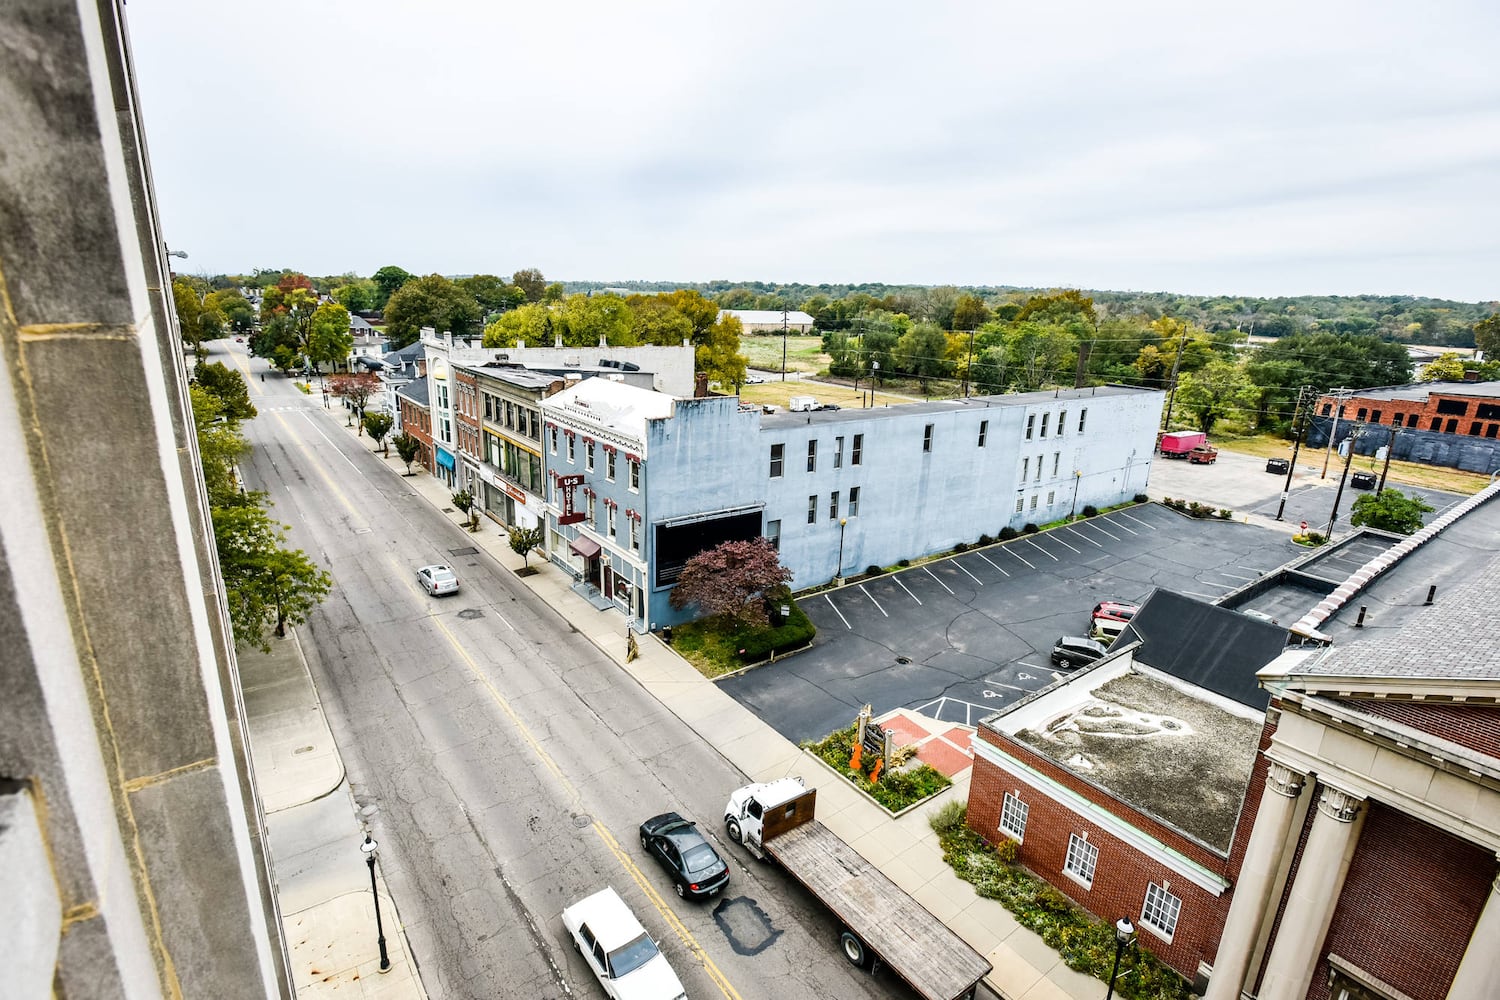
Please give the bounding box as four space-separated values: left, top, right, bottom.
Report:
1105 916 1135 1000
360 835 391 973
1069 470 1083 521
836 517 848 586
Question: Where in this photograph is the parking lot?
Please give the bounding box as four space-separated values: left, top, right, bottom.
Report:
720 504 1298 745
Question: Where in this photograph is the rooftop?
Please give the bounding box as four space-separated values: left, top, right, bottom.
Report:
1121 591 1288 710
543 377 677 440
759 383 1157 428
719 309 815 325
1333 380 1500 403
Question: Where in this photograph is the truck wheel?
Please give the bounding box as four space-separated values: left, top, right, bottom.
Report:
839 931 869 967
726 818 742 844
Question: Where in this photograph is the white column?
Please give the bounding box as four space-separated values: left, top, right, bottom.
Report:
1205 762 1306 1000
1449 867 1500 1000
1257 784 1365 1000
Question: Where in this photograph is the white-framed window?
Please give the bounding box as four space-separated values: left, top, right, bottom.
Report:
978 420 988 447
1022 457 1030 479
848 487 860 517
630 517 640 553
923 424 934 452
999 792 1028 841
829 492 839 519
567 435 575 463
1026 414 1035 440
629 459 640 491
766 518 781 550
607 506 616 539
1141 883 1182 940
1030 494 1039 510
1063 833 1099 887
770 443 784 478
1047 490 1055 506
1015 497 1024 513
550 426 558 454
852 434 863 465
586 441 595 472
835 436 844 468
1079 408 1088 433
1041 413 1050 438
1035 454 1043 481
587 494 596 526
807 440 817 472
606 450 616 482
807 495 817 524
1057 410 1066 435
1053 452 1061 477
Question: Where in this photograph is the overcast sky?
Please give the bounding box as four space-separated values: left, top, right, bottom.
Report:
126 1 1498 301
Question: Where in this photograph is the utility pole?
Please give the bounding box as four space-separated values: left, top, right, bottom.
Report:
1320 388 1350 479
781 307 789 382
1377 425 1398 493
1275 386 1312 521
1325 424 1363 539
1160 336 1188 429
961 328 976 397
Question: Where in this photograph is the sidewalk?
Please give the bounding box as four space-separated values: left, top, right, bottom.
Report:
341 423 1114 999
240 628 426 999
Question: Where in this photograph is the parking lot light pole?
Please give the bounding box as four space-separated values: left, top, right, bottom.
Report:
836 518 847 586
1276 386 1311 521
1105 917 1135 1000
360 836 391 973
1069 470 1083 521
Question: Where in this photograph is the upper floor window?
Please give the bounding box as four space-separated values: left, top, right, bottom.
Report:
607 506 616 539
770 443 784 478
923 424 934 452
586 441 595 472
1079 408 1087 433
1057 411 1066 435
978 420 988 447
852 434 863 466
1141 883 1182 940
1052 452 1061 477
550 426 558 454
1022 457 1030 479
848 487 860 517
630 517 640 552
606 450 616 482
835 436 844 469
829 491 839 520
1063 833 1098 887
807 440 817 473
567 435 576 463
1040 413 1050 438
629 459 640 491
766 519 781 550
1026 414 1036 440
807 495 817 524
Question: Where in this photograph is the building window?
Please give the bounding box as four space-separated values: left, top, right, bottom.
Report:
587 494 596 526
629 459 640 491
1040 413 1049 438
1141 883 1182 939
1356 407 1367 420
852 434 863 466
550 426 558 454
606 450 616 481
607 506 616 539
1489 425 1499 439
829 492 839 520
1079 408 1087 433
766 519 781 550
977 420 989 447
807 440 817 472
1063 834 1098 887
1446 418 1458 433
1370 409 1382 424
770 443 784 478
1022 457 1029 479
1392 413 1404 427
1472 421 1483 435
1057 411 1066 436
848 487 860 517
807 495 817 524
1430 417 1441 431
1015 497 1024 513
630 517 640 552
1035 455 1043 482
586 441 595 472
1026 414 1035 440
1053 452 1061 477
923 424 934 452
835 435 844 469
999 793 1028 841
1322 403 1333 416
567 436 575 463
1047 490 1055 505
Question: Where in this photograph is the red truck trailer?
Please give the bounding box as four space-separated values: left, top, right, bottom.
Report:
1158 430 1207 458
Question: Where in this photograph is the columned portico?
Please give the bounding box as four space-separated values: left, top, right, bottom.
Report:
1205 761 1306 1000
1257 783 1365 1000
1449 867 1500 1000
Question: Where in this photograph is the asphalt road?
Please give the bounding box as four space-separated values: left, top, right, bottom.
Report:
721 504 1295 745
220 342 913 1000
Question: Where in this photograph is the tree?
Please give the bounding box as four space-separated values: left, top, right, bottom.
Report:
667 537 792 627
383 274 482 349
194 362 257 423
507 525 544 568
557 293 636 347
1175 358 1255 435
1474 313 1500 358
212 504 332 652
696 312 746 387
329 374 378 430
459 274 524 313
951 294 991 332
1350 489 1434 535
372 265 414 310
306 302 353 372
173 278 204 350
206 288 255 333
392 432 421 475
1418 352 1468 382
895 321 953 392
512 268 547 302
363 412 393 455
332 278 377 313
191 386 250 507
451 489 478 530
483 302 554 348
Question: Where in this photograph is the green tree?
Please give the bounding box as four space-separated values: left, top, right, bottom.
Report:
667 537 792 627
1349 489 1434 535
1175 358 1255 435
392 432 421 475
696 312 746 387
1474 313 1500 358
1005 321 1075 391
212 504 332 651
383 274 482 349
512 267 547 302
363 412 394 455
951 294 991 332
191 386 250 507
372 265 414 309
507 525 544 568
459 274 524 313
971 346 1010 394
194 362 257 423
332 278 377 313
483 302 554 348
895 321 953 392
206 288 255 333
557 293 636 347
1418 352 1468 382
173 278 204 350
306 302 353 372
628 295 694 346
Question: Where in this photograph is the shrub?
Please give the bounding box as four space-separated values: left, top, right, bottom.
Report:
999 526 1019 540
865 564 884 577
978 534 994 546
735 591 816 661
897 558 910 567
1081 505 1098 518
1307 531 1326 545
929 800 967 836
953 541 969 553
802 724 952 812
1023 523 1039 534
1134 493 1149 503
1218 508 1233 519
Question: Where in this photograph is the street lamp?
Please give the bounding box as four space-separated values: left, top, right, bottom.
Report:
360 835 391 973
836 517 848 586
165 247 188 260
1069 470 1083 521
1105 916 1135 1000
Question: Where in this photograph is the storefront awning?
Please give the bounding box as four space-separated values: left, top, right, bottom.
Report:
569 536 601 558
435 447 455 470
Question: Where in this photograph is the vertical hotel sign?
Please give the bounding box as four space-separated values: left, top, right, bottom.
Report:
557 474 585 524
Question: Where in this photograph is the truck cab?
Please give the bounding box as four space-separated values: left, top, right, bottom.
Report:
723 777 808 859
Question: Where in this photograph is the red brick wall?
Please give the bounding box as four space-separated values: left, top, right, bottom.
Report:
1307 802 1494 1000
1318 390 1500 436
969 745 1234 979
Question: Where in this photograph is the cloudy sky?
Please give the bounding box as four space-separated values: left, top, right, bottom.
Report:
126 1 1499 301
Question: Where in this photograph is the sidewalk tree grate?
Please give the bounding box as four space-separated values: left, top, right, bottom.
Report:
449 546 479 556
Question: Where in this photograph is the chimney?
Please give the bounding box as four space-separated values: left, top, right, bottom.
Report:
695 372 709 397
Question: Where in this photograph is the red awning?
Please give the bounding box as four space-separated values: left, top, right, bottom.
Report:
569 536 602 558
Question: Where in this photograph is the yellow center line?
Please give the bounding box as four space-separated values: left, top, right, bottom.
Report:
281 414 740 998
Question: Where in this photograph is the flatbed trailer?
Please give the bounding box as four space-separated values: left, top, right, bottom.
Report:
725 779 991 1000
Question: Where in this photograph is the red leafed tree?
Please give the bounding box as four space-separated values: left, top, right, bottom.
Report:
669 537 792 626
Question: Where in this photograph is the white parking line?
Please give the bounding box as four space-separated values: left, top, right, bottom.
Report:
895 576 923 605
1025 537 1059 561
924 566 956 594
824 593 853 629
1063 525 1103 547
1082 520 1121 542
1050 532 1083 553
1004 547 1035 570
861 585 889 616
976 552 1010 577
1116 511 1154 531
981 678 1034 693
954 560 984 585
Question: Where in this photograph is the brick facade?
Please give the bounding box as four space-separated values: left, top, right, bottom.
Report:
1316 387 1500 439
399 396 434 472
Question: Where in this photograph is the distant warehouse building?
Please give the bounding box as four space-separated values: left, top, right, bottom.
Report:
542 381 1163 630
719 309 816 334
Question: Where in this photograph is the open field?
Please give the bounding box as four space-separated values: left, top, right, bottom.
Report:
740 333 827 373
1210 432 1492 495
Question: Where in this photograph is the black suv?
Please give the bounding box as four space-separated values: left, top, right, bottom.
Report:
1266 457 1291 474
1052 635 1108 669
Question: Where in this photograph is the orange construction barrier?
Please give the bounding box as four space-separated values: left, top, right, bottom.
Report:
849 745 862 770
869 759 884 783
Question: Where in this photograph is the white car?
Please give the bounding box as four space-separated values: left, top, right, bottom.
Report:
416 564 460 596
562 887 687 1000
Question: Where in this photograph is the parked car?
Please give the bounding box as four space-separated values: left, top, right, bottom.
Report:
816 403 841 411
1188 445 1218 464
638 812 729 899
1052 635 1108 669
1091 600 1139 624
1351 471 1378 490
1090 618 1128 645
562 887 687 1000
416 564 460 596
1265 457 1291 475
744 374 766 384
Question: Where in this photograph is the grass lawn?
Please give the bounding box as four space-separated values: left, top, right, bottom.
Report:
736 382 915 410
740 334 828 373
1212 432 1492 495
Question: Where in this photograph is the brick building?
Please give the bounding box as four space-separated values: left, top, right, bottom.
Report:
1310 382 1500 473
396 379 434 473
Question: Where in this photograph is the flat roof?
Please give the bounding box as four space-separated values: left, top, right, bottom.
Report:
1333 380 1500 403
759 383 1157 428
994 664 1262 852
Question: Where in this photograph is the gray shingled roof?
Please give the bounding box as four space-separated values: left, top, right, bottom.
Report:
396 378 429 405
